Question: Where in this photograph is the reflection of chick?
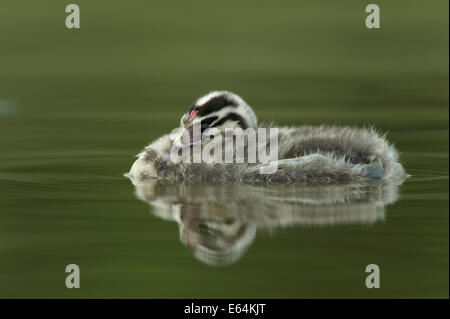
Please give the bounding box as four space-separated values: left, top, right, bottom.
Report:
132 180 402 266
129 91 408 184
178 202 256 266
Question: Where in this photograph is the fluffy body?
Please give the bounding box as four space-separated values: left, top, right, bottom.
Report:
129 91 407 184
130 124 407 184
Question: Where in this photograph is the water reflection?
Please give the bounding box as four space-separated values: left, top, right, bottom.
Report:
130 179 403 266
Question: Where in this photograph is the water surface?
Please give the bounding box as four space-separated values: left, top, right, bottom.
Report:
0 0 448 298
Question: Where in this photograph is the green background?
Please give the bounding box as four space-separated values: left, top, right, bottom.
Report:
0 0 448 298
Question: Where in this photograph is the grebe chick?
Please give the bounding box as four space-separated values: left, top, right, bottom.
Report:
129 91 408 184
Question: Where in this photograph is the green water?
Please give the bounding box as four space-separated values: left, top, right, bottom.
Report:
0 0 448 298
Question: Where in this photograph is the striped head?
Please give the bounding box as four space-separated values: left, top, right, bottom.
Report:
180 91 258 134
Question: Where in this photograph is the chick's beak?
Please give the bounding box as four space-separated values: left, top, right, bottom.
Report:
188 110 198 121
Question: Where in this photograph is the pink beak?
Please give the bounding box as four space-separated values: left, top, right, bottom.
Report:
188 110 198 121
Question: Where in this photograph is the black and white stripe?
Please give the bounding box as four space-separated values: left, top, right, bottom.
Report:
196 95 237 117
181 91 258 131
209 113 249 129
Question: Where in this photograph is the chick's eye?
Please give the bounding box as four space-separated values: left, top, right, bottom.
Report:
200 122 209 133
